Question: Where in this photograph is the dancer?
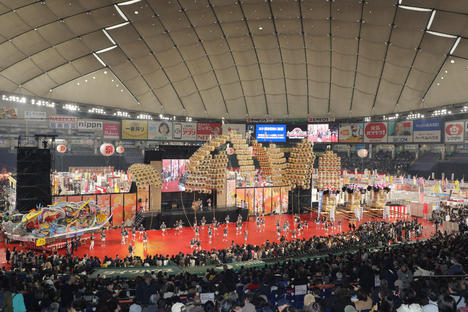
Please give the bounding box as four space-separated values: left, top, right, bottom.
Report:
225 214 230 224
160 221 167 236
132 227 137 242
143 231 148 250
201 216 206 227
138 224 144 239
208 226 213 244
89 234 94 250
244 229 248 243
194 225 200 238
121 227 126 245
128 243 134 257
100 229 106 243
223 225 228 241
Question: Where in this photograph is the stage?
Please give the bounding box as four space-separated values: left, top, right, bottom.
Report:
0 211 436 266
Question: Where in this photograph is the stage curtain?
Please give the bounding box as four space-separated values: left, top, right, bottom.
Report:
281 187 289 213
236 188 245 207
254 188 263 214
272 188 280 214
246 188 254 213
137 187 149 212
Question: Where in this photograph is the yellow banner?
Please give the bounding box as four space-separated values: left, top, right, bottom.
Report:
121 120 148 140
36 238 46 247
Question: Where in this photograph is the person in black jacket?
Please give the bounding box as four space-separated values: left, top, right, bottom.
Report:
135 273 157 307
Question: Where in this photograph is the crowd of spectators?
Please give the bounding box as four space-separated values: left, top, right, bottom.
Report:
0 220 466 312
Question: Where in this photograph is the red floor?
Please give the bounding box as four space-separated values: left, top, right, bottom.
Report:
0 211 436 264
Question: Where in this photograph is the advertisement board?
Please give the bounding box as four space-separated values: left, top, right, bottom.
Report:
222 123 246 136
308 123 338 143
364 122 388 143
0 107 17 119
77 120 103 132
413 119 441 142
445 120 464 143
121 120 148 140
148 121 172 140
103 123 120 139
197 123 222 141
49 116 77 129
339 123 364 143
388 121 413 143
24 111 46 119
172 122 197 141
465 121 468 144
286 124 308 140
256 124 286 142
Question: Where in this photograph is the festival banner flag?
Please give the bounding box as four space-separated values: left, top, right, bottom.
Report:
124 193 137 223
318 191 324 218
264 188 272 214
272 188 281 214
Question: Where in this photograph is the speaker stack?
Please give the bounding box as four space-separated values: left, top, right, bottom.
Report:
16 147 52 213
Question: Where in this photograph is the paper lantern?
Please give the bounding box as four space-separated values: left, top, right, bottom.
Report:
116 146 125 154
357 149 368 158
56 145 67 153
100 143 115 156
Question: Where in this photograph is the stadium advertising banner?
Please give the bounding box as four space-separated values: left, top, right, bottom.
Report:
256 124 286 142
49 116 77 129
222 123 246 136
121 120 148 140
465 122 468 144
77 120 103 132
339 123 364 143
286 124 308 140
444 120 464 143
197 123 222 141
308 123 338 143
103 123 120 139
148 121 172 140
388 121 413 143
172 122 197 141
413 119 441 142
364 122 388 143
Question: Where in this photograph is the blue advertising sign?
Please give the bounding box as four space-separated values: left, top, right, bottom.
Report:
256 124 286 142
413 119 441 142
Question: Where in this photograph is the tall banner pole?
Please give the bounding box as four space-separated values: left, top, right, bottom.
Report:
318 190 323 219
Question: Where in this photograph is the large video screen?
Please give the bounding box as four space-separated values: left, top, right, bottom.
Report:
161 159 188 192
255 124 286 142
308 124 338 143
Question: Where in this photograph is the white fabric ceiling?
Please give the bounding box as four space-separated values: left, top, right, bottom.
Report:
0 0 467 119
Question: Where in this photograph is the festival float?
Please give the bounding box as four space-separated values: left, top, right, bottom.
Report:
2 199 110 249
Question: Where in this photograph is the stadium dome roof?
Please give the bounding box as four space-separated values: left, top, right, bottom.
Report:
0 0 467 119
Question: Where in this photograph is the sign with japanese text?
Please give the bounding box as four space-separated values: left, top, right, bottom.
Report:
49 116 77 129
197 123 222 141
103 123 120 139
364 122 388 143
121 120 148 140
172 122 197 141
413 119 441 142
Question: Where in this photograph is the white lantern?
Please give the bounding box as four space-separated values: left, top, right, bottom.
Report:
116 146 125 154
56 145 67 153
357 149 368 158
100 143 115 156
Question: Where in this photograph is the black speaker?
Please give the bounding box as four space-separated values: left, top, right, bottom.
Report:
16 148 52 213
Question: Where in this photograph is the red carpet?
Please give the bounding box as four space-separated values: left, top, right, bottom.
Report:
0 211 435 264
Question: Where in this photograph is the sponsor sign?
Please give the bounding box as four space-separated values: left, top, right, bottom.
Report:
339 123 364 143
77 120 103 131
465 122 468 144
103 123 120 139
364 122 388 143
49 116 77 129
148 121 172 140
308 117 335 122
255 124 286 142
413 119 441 142
444 120 464 143
197 123 222 141
388 121 413 143
24 111 46 119
172 122 197 141
286 124 308 140
0 107 17 119
222 123 246 136
121 120 148 140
